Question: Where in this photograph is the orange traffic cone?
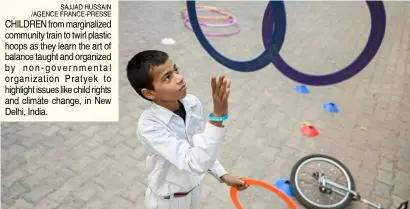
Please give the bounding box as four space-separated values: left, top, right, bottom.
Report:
300 124 319 137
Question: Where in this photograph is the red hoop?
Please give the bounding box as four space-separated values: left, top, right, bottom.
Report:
230 178 297 209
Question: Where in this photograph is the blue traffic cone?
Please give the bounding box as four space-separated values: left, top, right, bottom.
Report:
323 102 339 113
274 179 294 197
295 84 310 94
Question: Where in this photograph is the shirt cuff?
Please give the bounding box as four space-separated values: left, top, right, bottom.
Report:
208 162 228 183
203 122 225 143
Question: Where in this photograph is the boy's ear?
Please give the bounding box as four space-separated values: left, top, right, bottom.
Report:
141 88 155 100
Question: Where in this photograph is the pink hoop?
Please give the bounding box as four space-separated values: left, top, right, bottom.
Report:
181 8 237 27
180 6 240 37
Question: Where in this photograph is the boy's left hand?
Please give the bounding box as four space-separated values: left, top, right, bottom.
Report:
221 174 249 191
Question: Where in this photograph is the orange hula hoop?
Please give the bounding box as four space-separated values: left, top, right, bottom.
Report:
230 178 297 209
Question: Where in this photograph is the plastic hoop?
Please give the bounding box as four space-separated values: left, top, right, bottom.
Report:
181 8 237 27
182 5 240 37
180 5 232 20
262 1 386 86
186 0 286 72
230 178 297 209
182 17 240 37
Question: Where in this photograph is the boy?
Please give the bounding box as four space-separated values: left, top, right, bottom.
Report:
126 50 248 209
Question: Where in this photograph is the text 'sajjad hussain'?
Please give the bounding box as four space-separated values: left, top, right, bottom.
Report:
29 4 112 18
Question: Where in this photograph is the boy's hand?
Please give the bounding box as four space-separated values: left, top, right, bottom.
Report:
221 174 249 191
211 75 230 117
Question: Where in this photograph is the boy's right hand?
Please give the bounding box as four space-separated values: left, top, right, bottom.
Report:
211 75 231 117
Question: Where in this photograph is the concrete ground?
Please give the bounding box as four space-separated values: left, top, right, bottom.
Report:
2 1 410 209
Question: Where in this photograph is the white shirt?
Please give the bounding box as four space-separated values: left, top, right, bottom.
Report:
137 93 228 196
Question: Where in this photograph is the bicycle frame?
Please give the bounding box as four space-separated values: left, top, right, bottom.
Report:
317 172 384 209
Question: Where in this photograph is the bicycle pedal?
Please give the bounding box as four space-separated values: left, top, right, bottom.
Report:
352 194 361 201
397 200 408 209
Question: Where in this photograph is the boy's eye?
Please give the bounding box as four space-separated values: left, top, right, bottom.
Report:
164 68 179 81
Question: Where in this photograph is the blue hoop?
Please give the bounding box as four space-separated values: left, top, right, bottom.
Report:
186 1 287 72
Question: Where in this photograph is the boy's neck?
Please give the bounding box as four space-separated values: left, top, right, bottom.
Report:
154 100 180 112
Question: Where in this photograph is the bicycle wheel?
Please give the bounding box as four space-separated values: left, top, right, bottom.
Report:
289 154 356 209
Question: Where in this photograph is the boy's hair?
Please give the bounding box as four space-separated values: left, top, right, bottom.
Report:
126 50 169 101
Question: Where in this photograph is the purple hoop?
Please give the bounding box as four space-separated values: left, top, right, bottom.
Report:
183 17 241 37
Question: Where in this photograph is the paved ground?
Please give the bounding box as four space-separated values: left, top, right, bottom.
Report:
2 1 410 209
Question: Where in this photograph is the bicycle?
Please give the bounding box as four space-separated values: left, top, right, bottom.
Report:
289 154 409 209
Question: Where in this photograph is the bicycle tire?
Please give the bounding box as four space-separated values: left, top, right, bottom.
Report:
289 154 356 209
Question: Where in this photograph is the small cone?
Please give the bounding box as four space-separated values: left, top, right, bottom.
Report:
301 124 319 137
360 126 367 131
303 121 311 126
294 84 310 94
323 102 339 113
274 179 294 197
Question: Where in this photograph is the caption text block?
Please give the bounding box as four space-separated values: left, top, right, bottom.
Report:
1 1 119 122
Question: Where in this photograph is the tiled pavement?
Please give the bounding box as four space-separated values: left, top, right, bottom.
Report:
2 1 410 209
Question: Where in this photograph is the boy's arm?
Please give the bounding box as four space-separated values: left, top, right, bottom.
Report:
208 159 228 183
138 118 225 175
190 94 229 181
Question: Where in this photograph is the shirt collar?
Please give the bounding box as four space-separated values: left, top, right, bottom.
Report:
150 95 196 124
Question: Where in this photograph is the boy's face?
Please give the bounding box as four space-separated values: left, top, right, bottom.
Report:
143 58 187 102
